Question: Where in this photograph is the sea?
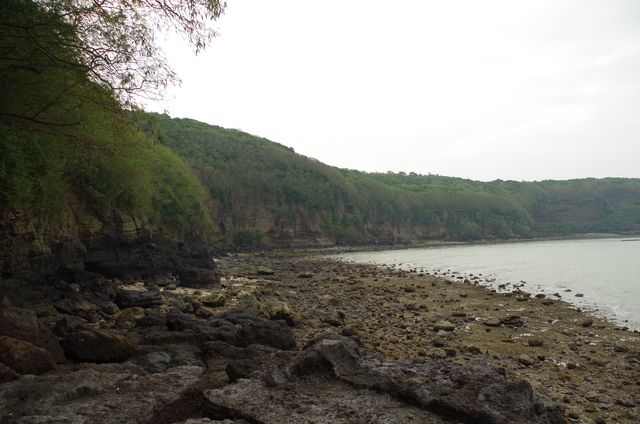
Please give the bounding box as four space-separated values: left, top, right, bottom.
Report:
330 237 640 332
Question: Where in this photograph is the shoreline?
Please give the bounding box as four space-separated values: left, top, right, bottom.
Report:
224 252 640 423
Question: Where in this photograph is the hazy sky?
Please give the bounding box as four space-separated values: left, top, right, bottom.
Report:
147 0 640 182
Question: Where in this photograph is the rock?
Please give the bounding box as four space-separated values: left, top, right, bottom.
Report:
0 364 222 423
0 304 65 363
0 335 56 375
517 353 536 366
136 352 172 373
433 320 456 331
527 338 544 347
61 329 136 363
200 292 226 307
501 315 525 327
257 266 275 276
176 266 220 288
115 288 163 309
237 295 267 317
263 298 297 326
297 272 314 278
237 320 296 350
484 317 502 327
613 341 629 353
204 341 278 360
202 338 566 424
581 319 594 327
320 310 346 327
0 361 20 383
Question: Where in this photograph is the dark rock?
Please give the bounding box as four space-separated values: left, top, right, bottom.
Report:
135 315 167 328
0 335 56 375
237 320 296 350
501 315 525 327
176 266 220 288
203 338 566 424
0 364 222 423
144 331 207 347
257 267 275 276
217 308 260 324
61 329 136 363
200 292 226 307
204 341 278 360
115 288 163 309
0 304 65 363
51 315 83 337
0 361 20 383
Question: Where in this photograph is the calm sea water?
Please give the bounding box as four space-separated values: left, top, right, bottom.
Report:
331 237 640 331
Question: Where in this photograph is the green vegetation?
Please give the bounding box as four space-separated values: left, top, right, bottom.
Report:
152 115 640 242
1 0 215 237
2 0 638 246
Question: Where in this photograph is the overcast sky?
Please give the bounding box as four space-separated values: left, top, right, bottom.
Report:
147 0 640 182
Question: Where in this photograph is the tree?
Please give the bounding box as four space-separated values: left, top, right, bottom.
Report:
0 0 226 138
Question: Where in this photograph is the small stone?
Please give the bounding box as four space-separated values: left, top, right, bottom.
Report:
432 336 446 347
613 341 629 352
484 317 502 327
389 336 400 344
581 319 594 327
517 354 535 366
429 348 447 359
527 338 544 347
433 321 456 332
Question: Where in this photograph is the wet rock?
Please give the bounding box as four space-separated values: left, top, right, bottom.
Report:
0 335 56 375
61 329 136 363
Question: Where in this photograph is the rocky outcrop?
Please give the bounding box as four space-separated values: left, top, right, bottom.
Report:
203 337 566 424
0 364 222 424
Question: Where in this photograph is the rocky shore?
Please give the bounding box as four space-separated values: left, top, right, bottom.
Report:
1 247 639 423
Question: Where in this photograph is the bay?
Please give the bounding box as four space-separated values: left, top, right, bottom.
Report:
331 237 640 331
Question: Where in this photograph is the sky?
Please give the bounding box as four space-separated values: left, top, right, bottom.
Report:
147 0 640 182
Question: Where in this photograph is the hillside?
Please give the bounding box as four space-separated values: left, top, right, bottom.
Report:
2 0 640 283
154 114 640 246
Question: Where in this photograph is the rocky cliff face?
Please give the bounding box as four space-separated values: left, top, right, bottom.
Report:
0 196 218 285
210 190 447 247
0 197 152 282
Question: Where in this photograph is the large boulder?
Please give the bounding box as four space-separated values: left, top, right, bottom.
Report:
0 305 65 363
61 329 135 363
0 335 56 375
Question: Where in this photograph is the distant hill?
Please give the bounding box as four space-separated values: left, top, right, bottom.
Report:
153 114 640 246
